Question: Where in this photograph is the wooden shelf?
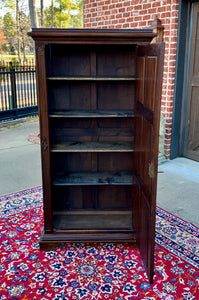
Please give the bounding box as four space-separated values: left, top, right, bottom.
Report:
51 141 133 152
47 76 136 81
53 210 133 229
52 171 132 186
49 110 135 118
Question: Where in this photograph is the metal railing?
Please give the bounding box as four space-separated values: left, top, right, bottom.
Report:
0 61 38 121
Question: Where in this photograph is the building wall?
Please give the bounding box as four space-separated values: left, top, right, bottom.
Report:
83 0 180 159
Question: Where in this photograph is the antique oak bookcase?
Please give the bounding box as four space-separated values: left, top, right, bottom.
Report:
29 29 164 283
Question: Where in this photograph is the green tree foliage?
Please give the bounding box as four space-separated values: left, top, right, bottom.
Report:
0 17 3 28
1 0 83 58
3 13 15 53
44 0 83 28
69 0 83 28
0 0 15 10
3 13 15 38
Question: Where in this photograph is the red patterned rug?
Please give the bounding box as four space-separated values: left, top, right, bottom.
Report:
0 187 199 299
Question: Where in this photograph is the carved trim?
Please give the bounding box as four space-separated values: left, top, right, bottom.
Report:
36 43 45 55
150 17 164 43
41 136 48 152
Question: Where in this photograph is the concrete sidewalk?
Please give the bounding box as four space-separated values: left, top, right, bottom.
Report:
158 158 199 227
0 117 198 227
0 117 42 194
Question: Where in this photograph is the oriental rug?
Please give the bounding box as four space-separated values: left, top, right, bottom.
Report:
0 186 199 299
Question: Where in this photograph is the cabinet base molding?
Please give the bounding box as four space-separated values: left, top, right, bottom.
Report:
39 230 136 250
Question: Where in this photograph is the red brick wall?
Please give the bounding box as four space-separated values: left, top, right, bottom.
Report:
84 0 180 159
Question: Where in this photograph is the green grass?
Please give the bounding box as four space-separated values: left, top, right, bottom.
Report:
0 54 35 63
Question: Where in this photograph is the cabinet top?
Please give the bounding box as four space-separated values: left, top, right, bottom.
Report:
28 28 155 44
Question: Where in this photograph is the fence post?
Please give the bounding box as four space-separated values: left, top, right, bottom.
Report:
9 62 17 110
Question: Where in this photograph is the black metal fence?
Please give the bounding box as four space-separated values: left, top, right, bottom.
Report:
0 61 38 121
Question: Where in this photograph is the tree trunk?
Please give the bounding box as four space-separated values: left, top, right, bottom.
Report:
28 0 38 28
41 0 44 27
59 0 61 28
51 0 54 28
16 0 21 63
23 38 26 61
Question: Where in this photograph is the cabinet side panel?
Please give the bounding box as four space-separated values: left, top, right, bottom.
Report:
35 42 52 232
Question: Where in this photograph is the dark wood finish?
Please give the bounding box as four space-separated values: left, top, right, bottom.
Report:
29 28 155 45
133 43 165 283
35 42 53 233
39 230 136 251
53 210 132 230
52 186 132 211
51 153 133 172
184 3 199 162
29 29 164 284
150 17 164 43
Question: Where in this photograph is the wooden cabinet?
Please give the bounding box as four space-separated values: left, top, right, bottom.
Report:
29 29 164 283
